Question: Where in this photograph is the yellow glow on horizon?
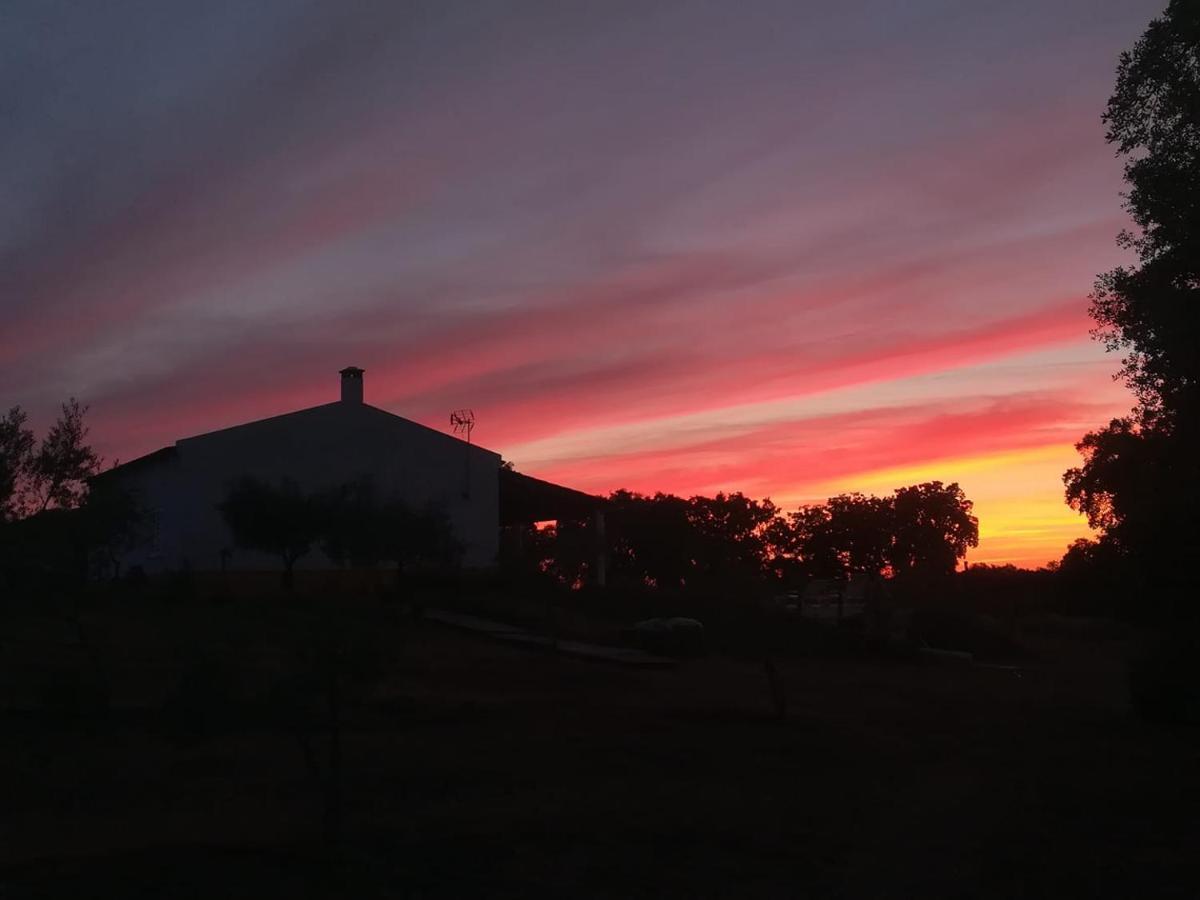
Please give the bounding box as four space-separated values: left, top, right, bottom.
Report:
778 442 1090 569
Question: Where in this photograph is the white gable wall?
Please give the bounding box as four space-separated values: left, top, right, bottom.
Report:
114 401 500 572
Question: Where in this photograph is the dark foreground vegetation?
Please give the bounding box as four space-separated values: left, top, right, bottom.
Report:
2 577 1198 900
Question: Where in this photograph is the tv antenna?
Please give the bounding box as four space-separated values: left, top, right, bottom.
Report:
450 409 475 442
450 409 475 498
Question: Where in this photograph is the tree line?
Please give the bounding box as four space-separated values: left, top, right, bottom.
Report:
516 480 978 593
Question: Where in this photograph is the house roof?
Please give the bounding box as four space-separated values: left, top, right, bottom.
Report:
90 445 178 484
175 401 501 459
94 398 505 481
92 407 599 522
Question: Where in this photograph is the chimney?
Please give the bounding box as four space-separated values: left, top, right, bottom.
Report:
339 366 365 404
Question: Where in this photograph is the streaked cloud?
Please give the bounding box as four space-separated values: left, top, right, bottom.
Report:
2 0 1159 566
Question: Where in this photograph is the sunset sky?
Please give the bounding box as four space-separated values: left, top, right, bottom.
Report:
3 1 1164 567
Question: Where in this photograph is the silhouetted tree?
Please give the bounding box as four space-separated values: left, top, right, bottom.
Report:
1 402 108 589
219 477 322 589
826 492 894 576
80 481 156 580
891 482 978 577
319 478 461 599
1066 2 1200 602
607 491 695 590
782 485 974 580
1053 537 1132 617
1057 538 1098 575
0 400 100 520
524 517 593 588
784 503 842 579
527 483 977 599
27 399 101 514
378 498 462 576
1091 0 1200 426
0 406 34 522
1065 420 1164 544
602 490 777 592
762 511 807 581
688 492 778 583
320 479 389 569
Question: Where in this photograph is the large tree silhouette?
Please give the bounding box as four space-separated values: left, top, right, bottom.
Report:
1065 1 1200 595
607 491 695 590
687 492 778 583
1090 0 1200 425
890 481 978 577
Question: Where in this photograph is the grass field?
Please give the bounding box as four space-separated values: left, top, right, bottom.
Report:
1 592 1196 898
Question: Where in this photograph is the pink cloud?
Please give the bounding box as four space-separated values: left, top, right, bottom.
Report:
523 391 1113 500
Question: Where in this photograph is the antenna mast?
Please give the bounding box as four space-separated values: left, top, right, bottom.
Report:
450 409 475 498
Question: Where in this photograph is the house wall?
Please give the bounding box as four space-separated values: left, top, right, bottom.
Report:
114 402 500 572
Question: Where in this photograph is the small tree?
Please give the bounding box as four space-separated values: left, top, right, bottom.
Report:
0 406 34 521
218 477 323 589
379 499 461 576
320 478 389 569
322 481 460 580
28 399 102 514
81 481 156 580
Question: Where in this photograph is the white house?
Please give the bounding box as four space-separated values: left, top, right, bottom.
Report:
99 368 502 572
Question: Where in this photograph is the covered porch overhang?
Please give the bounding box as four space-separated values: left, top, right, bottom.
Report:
498 468 608 585
498 468 605 526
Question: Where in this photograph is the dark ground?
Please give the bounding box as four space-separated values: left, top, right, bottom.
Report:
1 595 1196 899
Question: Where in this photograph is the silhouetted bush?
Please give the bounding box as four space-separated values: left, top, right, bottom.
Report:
1129 631 1200 726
